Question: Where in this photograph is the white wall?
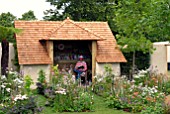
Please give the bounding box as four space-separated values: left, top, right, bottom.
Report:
20 64 51 88
167 46 170 62
0 43 16 74
96 63 120 76
150 43 167 75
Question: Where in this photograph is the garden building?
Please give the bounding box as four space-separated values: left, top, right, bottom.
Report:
14 17 126 84
150 41 170 76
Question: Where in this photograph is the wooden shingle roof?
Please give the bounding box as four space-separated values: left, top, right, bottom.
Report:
14 18 126 65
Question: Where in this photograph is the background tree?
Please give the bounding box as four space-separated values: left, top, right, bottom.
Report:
0 26 21 75
113 0 169 77
0 12 21 75
18 10 37 20
0 12 16 42
44 0 117 30
0 12 16 27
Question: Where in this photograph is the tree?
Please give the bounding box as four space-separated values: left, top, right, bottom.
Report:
0 12 17 43
0 12 21 75
44 0 117 29
0 26 21 75
18 10 37 20
114 0 170 77
0 12 16 27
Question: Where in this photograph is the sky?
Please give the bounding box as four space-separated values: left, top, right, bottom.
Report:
0 0 54 20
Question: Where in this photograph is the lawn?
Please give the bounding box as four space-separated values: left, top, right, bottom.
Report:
36 93 132 114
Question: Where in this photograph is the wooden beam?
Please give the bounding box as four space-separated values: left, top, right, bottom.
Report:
46 41 53 81
92 41 97 83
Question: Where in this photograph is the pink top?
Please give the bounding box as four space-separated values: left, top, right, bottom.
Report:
75 61 87 71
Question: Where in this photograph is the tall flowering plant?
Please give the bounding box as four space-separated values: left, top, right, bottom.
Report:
0 70 41 114
49 65 94 112
0 70 24 105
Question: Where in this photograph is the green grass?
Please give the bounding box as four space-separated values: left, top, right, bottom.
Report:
36 94 132 114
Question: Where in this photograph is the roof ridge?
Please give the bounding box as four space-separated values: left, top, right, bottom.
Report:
45 17 71 39
45 17 105 40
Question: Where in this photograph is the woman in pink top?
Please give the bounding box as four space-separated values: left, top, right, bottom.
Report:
74 55 87 80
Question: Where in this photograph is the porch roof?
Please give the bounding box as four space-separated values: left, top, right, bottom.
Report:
41 17 104 41
14 18 126 65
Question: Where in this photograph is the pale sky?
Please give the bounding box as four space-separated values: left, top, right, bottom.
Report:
0 0 54 20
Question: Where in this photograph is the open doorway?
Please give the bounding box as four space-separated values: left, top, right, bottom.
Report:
53 40 92 83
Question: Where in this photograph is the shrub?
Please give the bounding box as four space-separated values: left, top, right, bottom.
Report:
24 75 34 95
36 69 47 95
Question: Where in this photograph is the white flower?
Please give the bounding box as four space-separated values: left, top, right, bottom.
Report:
6 88 10 92
0 103 4 107
1 84 5 88
1 75 6 80
139 83 143 86
142 92 146 96
21 95 28 100
14 94 28 101
55 90 66 95
14 78 23 84
98 78 102 82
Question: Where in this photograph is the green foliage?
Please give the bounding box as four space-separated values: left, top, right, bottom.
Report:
140 103 164 114
36 70 47 95
24 75 34 95
0 26 21 41
114 0 170 42
118 36 153 54
38 69 46 84
54 91 94 112
0 12 17 43
0 12 16 27
162 80 170 95
18 10 37 20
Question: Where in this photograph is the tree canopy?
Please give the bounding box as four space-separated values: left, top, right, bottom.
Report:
44 0 117 30
114 0 170 43
0 12 17 42
0 12 16 27
18 10 37 20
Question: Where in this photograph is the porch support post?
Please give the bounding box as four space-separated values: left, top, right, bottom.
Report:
46 41 53 81
92 41 97 83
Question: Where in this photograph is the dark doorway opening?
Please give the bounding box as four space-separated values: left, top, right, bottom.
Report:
53 40 92 83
